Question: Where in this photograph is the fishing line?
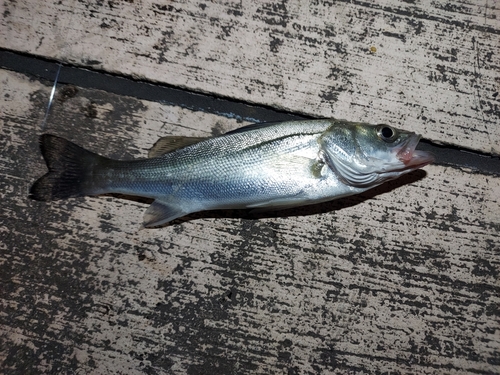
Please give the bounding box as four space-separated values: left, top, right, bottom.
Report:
41 62 62 131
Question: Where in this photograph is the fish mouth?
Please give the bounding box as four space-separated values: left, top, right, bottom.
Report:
396 134 435 168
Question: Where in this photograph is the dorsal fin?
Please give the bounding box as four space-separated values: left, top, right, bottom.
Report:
223 119 322 136
224 121 285 135
148 136 208 158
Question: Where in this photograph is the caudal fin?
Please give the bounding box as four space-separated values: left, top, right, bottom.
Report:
30 134 105 201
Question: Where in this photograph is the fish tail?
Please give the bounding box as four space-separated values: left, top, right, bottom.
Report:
30 134 106 201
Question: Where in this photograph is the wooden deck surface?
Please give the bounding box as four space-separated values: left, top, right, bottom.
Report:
1 0 499 374
3 0 499 153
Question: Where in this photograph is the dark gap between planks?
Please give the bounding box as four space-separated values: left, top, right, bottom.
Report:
1 49 499 176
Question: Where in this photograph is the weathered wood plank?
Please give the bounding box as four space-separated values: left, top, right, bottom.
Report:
1 69 499 374
1 0 498 153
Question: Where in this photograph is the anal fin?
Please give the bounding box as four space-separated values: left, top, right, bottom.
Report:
143 200 187 227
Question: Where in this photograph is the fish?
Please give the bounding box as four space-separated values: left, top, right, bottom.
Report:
29 119 434 227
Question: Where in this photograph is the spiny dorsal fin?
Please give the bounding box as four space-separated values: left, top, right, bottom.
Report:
224 121 284 135
148 136 208 158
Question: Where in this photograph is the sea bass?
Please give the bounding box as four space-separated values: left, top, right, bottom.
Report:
30 119 433 227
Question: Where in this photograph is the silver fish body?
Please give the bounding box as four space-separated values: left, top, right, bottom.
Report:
30 119 434 227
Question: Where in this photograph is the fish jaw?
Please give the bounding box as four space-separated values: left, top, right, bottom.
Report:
395 134 435 169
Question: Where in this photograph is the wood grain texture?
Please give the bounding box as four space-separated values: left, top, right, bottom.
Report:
1 0 499 153
1 69 499 374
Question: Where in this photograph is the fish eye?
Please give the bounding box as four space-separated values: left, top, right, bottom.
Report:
377 125 398 142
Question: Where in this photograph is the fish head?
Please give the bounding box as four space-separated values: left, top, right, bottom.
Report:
320 122 434 187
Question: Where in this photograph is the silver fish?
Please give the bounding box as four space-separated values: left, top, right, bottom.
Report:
30 119 434 227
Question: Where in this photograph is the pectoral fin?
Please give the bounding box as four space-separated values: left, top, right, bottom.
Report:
269 154 325 178
143 200 187 227
148 136 208 158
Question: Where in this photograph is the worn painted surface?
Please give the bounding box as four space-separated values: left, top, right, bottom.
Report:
1 69 499 374
1 0 499 153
